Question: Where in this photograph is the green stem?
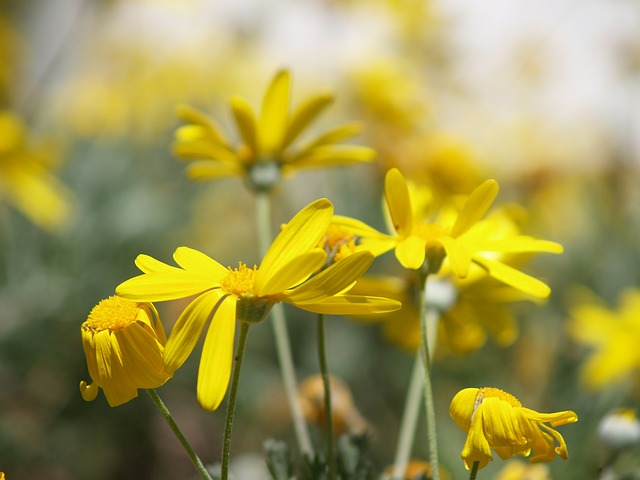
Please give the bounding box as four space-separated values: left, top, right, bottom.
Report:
418 271 439 480
317 313 336 480
146 389 212 480
254 191 314 457
390 351 424 480
221 322 251 480
469 461 480 480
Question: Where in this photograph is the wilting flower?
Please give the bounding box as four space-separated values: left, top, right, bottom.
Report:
173 69 375 190
567 288 640 390
80 296 170 407
117 199 400 410
450 387 578 470
0 111 72 232
334 168 562 298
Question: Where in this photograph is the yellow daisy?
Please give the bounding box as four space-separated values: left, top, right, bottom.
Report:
0 111 72 232
450 387 578 470
333 168 563 298
173 69 375 190
80 296 170 407
568 288 640 389
116 198 400 410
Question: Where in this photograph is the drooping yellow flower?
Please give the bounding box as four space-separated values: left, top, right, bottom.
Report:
450 387 578 470
173 69 375 190
0 111 72 232
80 296 170 407
117 199 400 410
333 168 563 298
567 288 640 390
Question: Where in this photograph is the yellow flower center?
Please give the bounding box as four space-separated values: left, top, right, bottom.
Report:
477 387 522 408
82 296 140 333
320 225 358 263
221 262 257 297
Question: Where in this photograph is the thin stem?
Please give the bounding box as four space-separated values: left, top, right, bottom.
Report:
390 351 424 480
419 270 439 480
469 461 480 480
146 389 212 480
221 322 251 480
317 313 336 480
254 191 314 457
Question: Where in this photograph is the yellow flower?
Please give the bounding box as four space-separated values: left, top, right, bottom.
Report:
450 387 578 470
334 168 562 298
568 288 640 390
116 199 400 410
80 296 170 407
173 69 375 190
0 111 72 232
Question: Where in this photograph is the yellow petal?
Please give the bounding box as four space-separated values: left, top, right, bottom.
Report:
282 92 333 150
286 145 376 170
230 96 259 155
290 122 364 161
472 256 551 299
451 179 499 238
461 405 494 470
449 388 479 432
292 295 401 315
163 291 225 373
385 168 413 236
477 236 564 254
172 139 239 164
185 161 245 181
395 236 426 270
256 250 327 297
117 269 218 302
256 198 333 290
259 69 291 154
173 247 229 281
115 323 169 388
134 254 177 274
176 103 231 149
197 295 237 411
285 251 374 303
439 236 472 278
79 381 99 402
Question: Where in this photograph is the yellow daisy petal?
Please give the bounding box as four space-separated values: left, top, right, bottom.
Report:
395 235 426 270
290 122 364 161
163 291 225 373
439 236 472 278
173 246 229 280
230 96 259 156
116 269 218 302
256 250 327 297
385 168 413 236
259 69 291 154
450 179 499 238
472 256 551 299
197 295 237 411
185 161 245 181
293 295 401 315
282 91 333 150
175 103 231 149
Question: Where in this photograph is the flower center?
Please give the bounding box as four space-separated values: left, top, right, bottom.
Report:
320 225 358 263
82 296 140 333
221 262 257 297
478 387 522 408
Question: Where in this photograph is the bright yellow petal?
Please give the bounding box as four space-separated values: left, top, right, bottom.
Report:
472 256 551 299
475 236 564 254
185 161 245 181
116 269 218 302
439 236 472 278
230 96 259 155
176 103 231 149
385 168 413 236
256 198 333 290
461 405 494 470
256 250 327 297
197 295 237 411
172 139 240 164
293 295 401 315
286 145 376 170
290 122 364 161
259 69 291 154
395 236 426 270
285 251 374 303
134 254 178 274
450 179 499 238
115 322 169 388
163 291 225 373
173 247 229 281
282 92 333 150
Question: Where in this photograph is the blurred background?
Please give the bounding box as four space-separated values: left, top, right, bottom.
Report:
1 0 640 479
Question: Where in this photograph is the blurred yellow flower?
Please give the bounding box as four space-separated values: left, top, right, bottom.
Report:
80 296 170 407
334 168 562 298
568 288 640 390
117 199 400 410
173 69 375 190
494 460 551 480
450 387 577 470
0 111 72 232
